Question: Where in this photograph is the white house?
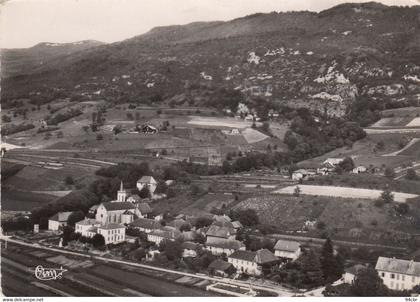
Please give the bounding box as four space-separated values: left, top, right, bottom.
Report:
352 165 367 174
48 212 72 231
342 264 366 284
136 176 157 194
97 223 126 245
292 169 316 181
274 240 301 261
375 257 420 291
228 249 278 276
75 218 101 237
205 237 245 256
323 158 345 167
147 229 181 245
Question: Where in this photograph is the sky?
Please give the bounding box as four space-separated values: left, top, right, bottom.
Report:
0 0 419 48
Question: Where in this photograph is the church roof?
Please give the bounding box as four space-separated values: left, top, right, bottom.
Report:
101 202 136 211
99 223 125 230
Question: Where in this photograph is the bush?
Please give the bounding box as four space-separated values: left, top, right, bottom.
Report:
96 134 103 140
65 176 75 185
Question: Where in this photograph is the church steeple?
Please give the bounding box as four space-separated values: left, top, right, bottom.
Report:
117 181 127 202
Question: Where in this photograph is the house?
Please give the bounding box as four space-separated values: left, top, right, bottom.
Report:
126 194 141 203
274 240 301 261
75 218 101 237
352 165 367 174
205 237 245 256
323 158 345 167
96 202 138 225
129 218 162 233
343 264 367 284
88 205 99 215
205 225 236 240
182 230 197 242
182 241 199 258
208 259 235 277
136 203 152 218
97 224 126 245
375 257 420 290
228 249 278 276
147 229 182 245
48 212 72 231
136 176 157 194
141 124 158 134
232 221 243 230
292 169 316 181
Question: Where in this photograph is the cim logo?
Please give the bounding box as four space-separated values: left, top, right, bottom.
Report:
34 265 67 280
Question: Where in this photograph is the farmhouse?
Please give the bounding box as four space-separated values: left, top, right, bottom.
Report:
208 259 235 277
274 240 301 261
97 223 126 245
292 169 316 181
352 165 367 174
205 237 245 256
375 257 420 290
322 158 344 170
342 264 367 284
147 229 182 245
129 217 162 233
136 176 157 194
48 211 72 231
228 249 278 276
75 218 101 237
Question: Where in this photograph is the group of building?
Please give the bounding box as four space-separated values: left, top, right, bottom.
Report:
292 157 367 181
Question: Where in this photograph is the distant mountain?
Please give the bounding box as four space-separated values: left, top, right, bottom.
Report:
2 2 420 116
1 40 105 78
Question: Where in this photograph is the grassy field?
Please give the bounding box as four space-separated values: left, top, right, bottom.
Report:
1 189 57 211
234 193 419 245
274 185 418 203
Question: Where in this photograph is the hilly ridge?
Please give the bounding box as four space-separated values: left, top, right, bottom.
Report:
2 2 420 116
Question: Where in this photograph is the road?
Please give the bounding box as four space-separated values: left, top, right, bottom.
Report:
1 237 293 297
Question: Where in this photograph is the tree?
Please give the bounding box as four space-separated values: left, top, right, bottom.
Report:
194 217 213 229
395 203 409 215
380 189 394 204
384 167 395 179
230 209 259 227
91 233 105 248
180 223 191 232
67 210 85 227
96 134 103 140
406 168 419 180
320 238 344 282
298 249 324 286
159 239 183 261
350 267 388 296
139 186 151 199
294 186 301 197
337 157 355 172
64 175 75 185
2 115 11 123
155 181 168 194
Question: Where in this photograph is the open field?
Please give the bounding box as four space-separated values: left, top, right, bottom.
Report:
1 189 57 211
371 117 413 128
274 185 418 203
187 116 256 129
381 107 420 118
234 193 420 245
241 128 268 143
399 139 420 157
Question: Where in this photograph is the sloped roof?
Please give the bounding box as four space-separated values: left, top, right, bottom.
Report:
137 203 152 214
129 218 161 230
87 226 98 233
148 229 181 240
137 176 157 184
232 221 243 229
76 218 98 226
255 249 278 264
274 240 300 253
182 241 199 250
168 219 188 229
229 250 257 262
99 223 125 230
345 264 366 275
205 237 244 250
101 202 136 211
49 211 72 222
212 220 235 229
213 215 232 222
206 225 234 239
375 257 420 276
182 231 197 241
208 259 233 272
